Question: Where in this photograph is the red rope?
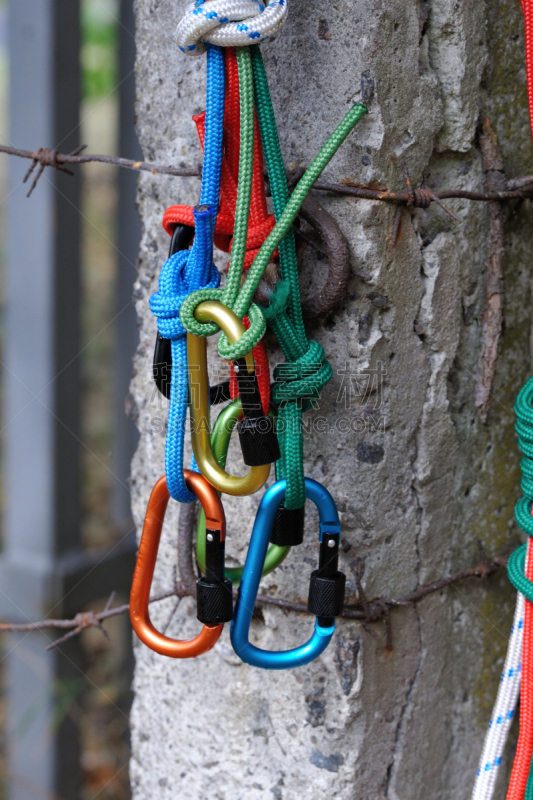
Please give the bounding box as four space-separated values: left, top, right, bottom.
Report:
161 48 273 412
229 316 270 414
522 0 533 143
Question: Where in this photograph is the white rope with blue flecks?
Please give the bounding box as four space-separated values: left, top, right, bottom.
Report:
471 591 524 800
176 0 287 55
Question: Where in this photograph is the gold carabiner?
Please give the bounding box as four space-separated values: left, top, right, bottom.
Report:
187 300 271 496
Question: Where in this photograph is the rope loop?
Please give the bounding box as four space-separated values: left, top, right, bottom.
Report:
516 496 533 538
217 302 266 359
180 292 265 360
176 0 287 56
150 208 221 342
508 544 533 603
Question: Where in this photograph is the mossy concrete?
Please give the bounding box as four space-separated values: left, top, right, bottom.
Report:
129 1 533 797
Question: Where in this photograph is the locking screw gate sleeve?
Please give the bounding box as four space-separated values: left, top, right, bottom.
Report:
269 503 305 547
196 527 233 624
233 357 280 466
307 527 346 628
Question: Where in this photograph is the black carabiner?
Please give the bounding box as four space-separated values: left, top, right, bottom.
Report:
152 223 231 405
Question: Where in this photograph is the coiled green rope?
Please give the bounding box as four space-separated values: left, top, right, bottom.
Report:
507 377 533 798
508 377 533 602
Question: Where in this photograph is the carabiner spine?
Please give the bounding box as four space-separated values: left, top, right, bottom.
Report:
230 479 345 670
130 473 225 659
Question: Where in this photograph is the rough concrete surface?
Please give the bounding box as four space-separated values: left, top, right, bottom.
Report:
129 1 533 798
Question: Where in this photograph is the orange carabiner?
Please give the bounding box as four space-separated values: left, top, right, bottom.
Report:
130 471 231 658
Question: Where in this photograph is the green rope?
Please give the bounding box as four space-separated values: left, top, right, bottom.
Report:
508 378 533 592
180 54 368 365
179 45 366 508
508 544 533 601
251 48 308 509
236 99 368 322
507 377 533 798
250 47 305 347
251 47 360 509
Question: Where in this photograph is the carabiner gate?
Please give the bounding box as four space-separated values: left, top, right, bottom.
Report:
187 300 280 495
130 470 232 658
230 478 346 669
196 397 290 583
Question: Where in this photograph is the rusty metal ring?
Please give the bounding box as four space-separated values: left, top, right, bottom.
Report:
297 194 352 320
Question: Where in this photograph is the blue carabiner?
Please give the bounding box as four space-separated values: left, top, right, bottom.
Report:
231 478 345 669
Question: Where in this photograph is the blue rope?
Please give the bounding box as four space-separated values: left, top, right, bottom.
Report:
149 43 225 502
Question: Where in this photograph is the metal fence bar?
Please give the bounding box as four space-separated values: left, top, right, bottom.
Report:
2 1 138 797
4 3 83 798
112 0 141 529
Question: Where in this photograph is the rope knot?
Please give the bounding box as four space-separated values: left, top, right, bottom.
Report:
176 0 288 56
150 205 221 341
272 339 333 407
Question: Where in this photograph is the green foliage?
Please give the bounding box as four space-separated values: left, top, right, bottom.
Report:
81 0 118 100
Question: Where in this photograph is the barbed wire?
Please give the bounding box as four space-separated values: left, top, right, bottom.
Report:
0 544 508 653
1 142 532 206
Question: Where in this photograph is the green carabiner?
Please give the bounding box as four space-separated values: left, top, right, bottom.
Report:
196 398 289 584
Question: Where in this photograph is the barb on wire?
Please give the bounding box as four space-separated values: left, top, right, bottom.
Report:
387 161 462 245
0 547 509 653
1 141 532 213
0 142 202 196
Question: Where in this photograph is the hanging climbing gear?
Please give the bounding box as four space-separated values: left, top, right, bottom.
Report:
505 376 533 800
472 376 533 800
130 470 232 658
137 0 368 670
179 47 367 537
230 478 345 669
195 397 290 583
187 299 279 494
149 42 226 504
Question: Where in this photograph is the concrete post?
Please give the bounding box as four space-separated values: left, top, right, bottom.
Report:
130 1 533 797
